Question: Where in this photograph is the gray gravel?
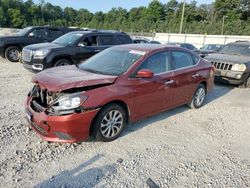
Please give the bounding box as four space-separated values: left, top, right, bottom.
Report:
0 57 250 188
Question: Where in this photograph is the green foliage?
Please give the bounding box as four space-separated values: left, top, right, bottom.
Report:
0 0 250 35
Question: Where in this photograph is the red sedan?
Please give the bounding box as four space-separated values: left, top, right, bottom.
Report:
25 44 214 143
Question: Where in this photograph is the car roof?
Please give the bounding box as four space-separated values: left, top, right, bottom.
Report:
229 41 250 45
66 30 128 35
114 44 184 53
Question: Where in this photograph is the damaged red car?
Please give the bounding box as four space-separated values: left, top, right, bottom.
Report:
25 44 214 143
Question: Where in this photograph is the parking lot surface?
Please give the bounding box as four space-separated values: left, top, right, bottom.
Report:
0 57 250 187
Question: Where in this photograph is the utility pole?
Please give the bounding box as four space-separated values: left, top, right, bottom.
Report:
179 0 186 34
221 15 228 35
40 0 45 24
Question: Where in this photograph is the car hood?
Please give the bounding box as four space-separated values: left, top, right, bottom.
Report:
32 65 118 92
24 42 65 51
0 35 21 40
205 53 250 64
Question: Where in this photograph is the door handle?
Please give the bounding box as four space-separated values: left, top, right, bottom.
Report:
164 80 174 85
192 73 200 78
95 50 101 52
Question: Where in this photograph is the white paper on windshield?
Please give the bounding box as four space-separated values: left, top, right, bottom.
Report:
76 34 84 36
129 50 146 56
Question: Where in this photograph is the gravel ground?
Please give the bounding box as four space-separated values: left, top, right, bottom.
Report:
0 57 250 188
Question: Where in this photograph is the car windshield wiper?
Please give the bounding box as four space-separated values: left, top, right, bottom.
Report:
231 53 241 56
83 68 105 75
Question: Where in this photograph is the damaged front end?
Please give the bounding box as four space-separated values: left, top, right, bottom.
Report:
28 85 88 116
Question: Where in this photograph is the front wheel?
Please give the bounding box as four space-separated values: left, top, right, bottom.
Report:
5 46 21 62
54 59 72 67
239 76 250 88
92 104 126 142
188 84 206 109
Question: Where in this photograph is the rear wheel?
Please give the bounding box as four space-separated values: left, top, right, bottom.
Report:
54 59 72 67
5 46 21 62
188 84 206 109
92 104 126 142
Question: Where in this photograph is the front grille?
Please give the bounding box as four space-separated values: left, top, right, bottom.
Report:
30 85 48 112
30 85 61 113
22 49 33 62
31 100 44 112
211 61 233 70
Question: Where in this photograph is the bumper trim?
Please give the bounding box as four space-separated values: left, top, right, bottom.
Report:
23 63 43 71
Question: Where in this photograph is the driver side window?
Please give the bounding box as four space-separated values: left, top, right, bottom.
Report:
29 28 47 39
81 35 98 46
137 52 171 75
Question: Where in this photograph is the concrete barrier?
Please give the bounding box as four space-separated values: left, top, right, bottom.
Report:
154 33 250 48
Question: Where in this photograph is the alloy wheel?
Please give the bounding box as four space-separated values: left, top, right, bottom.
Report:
100 110 123 138
194 87 205 106
9 49 20 61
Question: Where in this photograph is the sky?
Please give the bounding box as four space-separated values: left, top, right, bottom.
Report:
33 0 214 13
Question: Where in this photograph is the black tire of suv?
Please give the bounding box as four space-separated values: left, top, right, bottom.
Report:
187 84 206 109
239 76 250 88
92 104 127 142
5 46 21 62
54 59 72 67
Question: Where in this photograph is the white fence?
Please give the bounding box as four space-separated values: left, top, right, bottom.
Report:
153 33 250 48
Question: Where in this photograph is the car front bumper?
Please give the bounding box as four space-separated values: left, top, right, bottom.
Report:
214 69 249 85
0 47 4 57
25 97 99 143
22 56 53 72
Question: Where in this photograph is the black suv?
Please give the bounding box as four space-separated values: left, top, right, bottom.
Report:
0 26 78 62
205 41 250 88
22 30 133 72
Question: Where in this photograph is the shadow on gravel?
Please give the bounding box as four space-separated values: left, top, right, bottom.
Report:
205 83 235 105
35 154 116 188
121 83 234 138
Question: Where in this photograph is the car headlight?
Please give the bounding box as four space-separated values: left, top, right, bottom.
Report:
231 64 247 72
51 92 88 111
33 49 50 59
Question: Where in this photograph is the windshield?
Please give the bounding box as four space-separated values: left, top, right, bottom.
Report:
78 48 144 76
219 44 250 56
202 44 222 51
52 32 83 46
16 27 32 36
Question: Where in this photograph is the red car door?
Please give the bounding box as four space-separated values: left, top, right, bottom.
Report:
128 51 175 119
171 50 200 105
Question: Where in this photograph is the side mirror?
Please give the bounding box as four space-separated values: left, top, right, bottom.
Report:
28 33 34 37
78 42 86 47
200 54 206 58
136 69 154 78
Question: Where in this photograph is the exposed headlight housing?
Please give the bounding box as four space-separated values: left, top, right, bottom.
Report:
50 92 88 112
231 64 247 72
33 49 50 59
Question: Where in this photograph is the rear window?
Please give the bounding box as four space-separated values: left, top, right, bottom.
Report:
99 35 119 45
172 51 195 69
47 29 63 38
117 35 132 44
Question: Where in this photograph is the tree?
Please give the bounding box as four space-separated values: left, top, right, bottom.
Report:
8 8 25 28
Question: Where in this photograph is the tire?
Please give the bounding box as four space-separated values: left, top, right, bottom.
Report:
54 59 72 67
188 84 206 109
92 104 127 142
239 76 250 88
5 46 21 62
